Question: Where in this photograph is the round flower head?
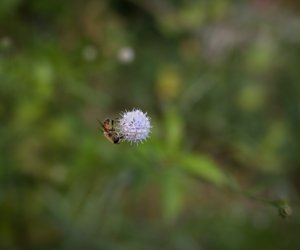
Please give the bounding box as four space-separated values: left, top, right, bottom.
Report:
118 109 151 144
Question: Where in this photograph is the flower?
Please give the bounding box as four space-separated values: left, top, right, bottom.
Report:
117 46 135 64
118 109 151 144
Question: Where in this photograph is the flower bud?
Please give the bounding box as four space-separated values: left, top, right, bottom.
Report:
278 204 292 218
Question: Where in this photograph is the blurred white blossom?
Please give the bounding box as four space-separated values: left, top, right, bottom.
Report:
0 36 12 49
117 46 135 64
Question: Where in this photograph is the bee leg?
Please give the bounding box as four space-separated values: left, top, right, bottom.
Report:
111 119 115 129
97 119 103 132
119 134 125 141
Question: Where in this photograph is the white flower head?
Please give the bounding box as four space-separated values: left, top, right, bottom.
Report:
117 47 135 64
118 109 151 144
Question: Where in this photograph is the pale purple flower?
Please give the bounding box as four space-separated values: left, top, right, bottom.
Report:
118 109 151 144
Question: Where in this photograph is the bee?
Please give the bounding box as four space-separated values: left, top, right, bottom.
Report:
100 118 124 144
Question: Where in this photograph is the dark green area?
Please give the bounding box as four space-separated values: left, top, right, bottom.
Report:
0 0 300 249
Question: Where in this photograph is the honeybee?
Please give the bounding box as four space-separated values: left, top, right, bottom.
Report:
100 118 124 144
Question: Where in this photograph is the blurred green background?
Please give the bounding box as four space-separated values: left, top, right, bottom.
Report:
1 0 300 249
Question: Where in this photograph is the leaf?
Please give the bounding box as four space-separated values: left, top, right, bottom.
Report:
164 107 184 152
180 154 227 187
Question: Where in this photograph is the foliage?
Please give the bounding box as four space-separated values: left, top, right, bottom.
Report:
0 0 300 249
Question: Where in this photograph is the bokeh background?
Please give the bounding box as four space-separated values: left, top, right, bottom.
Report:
1 0 300 249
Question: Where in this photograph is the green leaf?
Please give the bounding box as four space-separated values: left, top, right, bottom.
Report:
164 107 183 152
180 154 227 186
